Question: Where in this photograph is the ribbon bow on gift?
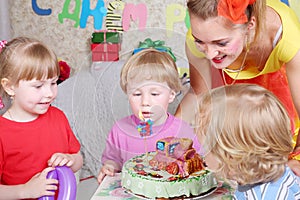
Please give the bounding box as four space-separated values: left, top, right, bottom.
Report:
133 38 176 62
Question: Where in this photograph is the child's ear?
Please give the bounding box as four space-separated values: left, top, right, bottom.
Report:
1 78 15 97
168 90 176 103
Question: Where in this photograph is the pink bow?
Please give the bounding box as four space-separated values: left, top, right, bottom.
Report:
0 40 7 109
217 0 256 24
0 40 7 53
0 97 4 109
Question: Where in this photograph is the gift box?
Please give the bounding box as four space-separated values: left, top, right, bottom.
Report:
91 31 120 44
91 30 121 62
91 43 120 62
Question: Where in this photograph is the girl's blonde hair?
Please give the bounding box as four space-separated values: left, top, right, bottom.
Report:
196 84 293 185
187 0 266 43
0 37 59 98
120 48 182 93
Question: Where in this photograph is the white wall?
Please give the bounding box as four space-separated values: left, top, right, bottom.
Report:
0 0 11 40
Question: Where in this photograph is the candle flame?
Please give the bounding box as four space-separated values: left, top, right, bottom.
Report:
138 110 144 121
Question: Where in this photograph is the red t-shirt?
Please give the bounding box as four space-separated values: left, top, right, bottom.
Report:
0 106 81 185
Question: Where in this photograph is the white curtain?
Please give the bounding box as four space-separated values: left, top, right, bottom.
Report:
0 0 11 40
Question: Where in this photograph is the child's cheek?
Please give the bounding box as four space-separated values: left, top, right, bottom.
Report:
204 152 219 171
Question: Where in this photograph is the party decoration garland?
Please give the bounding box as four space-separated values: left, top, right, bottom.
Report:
32 0 52 15
106 0 125 32
122 3 147 31
80 0 107 29
280 0 289 6
31 1 192 33
58 0 82 28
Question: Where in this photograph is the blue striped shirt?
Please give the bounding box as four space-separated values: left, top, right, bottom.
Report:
234 167 300 200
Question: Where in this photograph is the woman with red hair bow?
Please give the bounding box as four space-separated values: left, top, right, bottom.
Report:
176 0 300 176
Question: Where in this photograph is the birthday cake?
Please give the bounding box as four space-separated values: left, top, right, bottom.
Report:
121 137 218 199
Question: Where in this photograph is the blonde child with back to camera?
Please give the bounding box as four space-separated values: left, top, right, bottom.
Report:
0 37 83 199
177 0 300 175
196 84 300 200
97 48 200 183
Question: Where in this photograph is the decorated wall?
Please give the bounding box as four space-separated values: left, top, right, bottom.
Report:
9 0 190 72
8 0 300 72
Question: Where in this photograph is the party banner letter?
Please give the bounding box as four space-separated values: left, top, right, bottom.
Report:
166 4 185 37
106 0 125 31
32 0 52 15
58 0 81 27
280 0 289 6
185 10 191 29
289 0 300 21
80 0 107 30
122 3 147 31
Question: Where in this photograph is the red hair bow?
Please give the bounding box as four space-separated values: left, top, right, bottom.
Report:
217 0 256 24
57 60 71 84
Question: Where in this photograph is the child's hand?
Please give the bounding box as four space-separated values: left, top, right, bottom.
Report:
22 167 58 199
97 161 119 184
48 153 75 168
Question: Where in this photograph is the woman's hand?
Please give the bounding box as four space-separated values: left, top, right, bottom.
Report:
21 167 58 199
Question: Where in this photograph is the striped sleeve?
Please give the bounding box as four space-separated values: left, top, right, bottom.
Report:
234 167 300 200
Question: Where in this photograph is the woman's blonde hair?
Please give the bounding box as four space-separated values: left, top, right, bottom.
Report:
120 48 182 93
187 0 266 43
196 84 293 185
0 37 59 97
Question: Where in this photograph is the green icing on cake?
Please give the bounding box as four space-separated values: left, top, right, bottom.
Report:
121 152 218 199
